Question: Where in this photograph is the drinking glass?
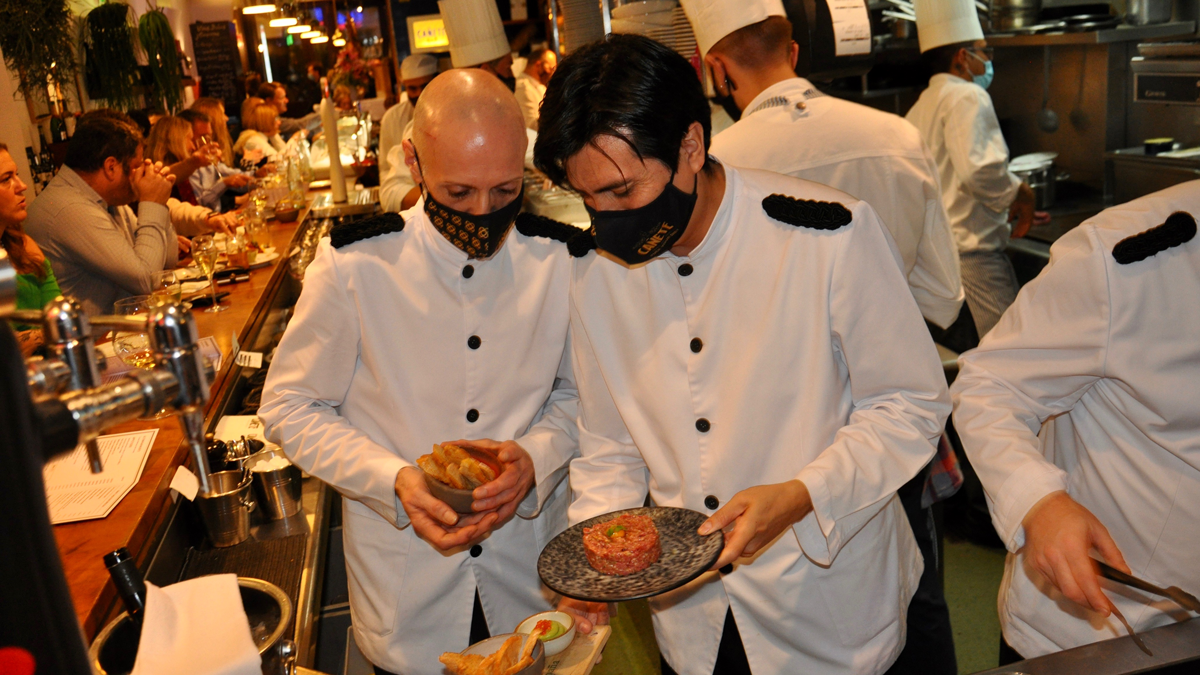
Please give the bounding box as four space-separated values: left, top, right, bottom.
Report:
246 216 271 252
155 270 181 305
192 234 227 313
226 228 250 269
112 296 157 370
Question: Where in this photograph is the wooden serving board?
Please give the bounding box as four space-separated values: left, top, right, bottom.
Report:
543 625 611 675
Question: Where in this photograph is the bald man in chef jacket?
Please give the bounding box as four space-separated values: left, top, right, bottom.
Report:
536 34 949 675
259 70 578 675
953 181 1200 663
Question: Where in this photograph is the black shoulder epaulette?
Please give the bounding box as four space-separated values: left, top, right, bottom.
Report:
330 212 407 249
762 194 852 231
1112 211 1196 265
515 212 596 258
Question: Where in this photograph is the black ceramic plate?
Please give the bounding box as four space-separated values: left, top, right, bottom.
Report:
538 507 724 602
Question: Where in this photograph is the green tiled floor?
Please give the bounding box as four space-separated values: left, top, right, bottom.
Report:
590 539 1008 675
944 538 1008 673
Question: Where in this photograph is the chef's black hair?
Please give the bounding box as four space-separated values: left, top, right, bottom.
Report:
922 41 973 77
533 34 712 189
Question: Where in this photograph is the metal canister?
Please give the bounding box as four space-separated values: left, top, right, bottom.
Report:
195 469 256 547
249 451 303 520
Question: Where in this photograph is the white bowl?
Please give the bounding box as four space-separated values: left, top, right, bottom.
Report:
515 610 576 657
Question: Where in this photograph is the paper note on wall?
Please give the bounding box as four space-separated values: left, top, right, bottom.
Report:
827 0 872 57
43 429 159 524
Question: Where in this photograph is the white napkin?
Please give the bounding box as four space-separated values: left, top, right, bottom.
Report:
130 574 262 675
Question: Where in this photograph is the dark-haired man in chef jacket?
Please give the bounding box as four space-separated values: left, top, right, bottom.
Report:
952 181 1200 663
535 34 949 675
684 3 964 669
259 70 579 675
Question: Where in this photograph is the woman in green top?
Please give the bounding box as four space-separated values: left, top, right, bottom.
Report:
0 142 60 356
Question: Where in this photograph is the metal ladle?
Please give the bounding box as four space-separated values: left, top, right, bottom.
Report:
1038 46 1060 133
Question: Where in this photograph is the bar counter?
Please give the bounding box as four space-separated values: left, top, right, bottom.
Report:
53 215 303 640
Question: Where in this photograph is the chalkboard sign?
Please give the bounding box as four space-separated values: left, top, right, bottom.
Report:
190 21 241 113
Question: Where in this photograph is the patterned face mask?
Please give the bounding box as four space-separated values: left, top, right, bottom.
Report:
416 150 524 259
423 186 523 259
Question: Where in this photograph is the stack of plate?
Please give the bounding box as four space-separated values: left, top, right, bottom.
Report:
559 0 606 54
609 1 699 62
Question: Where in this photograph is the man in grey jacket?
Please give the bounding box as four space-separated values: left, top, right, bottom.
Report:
26 114 176 316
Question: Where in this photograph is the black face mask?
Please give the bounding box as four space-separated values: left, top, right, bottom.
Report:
586 169 697 266
416 149 523 259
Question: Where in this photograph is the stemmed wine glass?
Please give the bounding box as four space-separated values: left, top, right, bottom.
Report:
192 235 226 313
113 295 173 419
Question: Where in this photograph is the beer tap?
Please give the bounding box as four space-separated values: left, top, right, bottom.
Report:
10 290 216 495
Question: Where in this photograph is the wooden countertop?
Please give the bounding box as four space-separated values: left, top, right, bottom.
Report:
53 217 301 640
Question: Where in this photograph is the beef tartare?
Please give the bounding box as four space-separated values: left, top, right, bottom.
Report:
583 514 661 575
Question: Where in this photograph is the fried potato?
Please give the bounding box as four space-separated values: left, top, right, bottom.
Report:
431 444 454 470
460 457 496 485
443 462 472 490
440 443 472 465
496 635 521 673
502 656 534 675
417 455 450 484
518 627 543 662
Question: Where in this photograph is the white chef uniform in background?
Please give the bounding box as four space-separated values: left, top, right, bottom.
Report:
378 54 439 175
906 0 1024 337
696 0 963 329
258 202 578 675
951 180 1200 657
569 165 950 674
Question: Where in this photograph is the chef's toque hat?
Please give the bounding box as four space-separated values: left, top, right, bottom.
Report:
401 54 439 81
913 0 984 53
679 0 787 57
438 0 511 68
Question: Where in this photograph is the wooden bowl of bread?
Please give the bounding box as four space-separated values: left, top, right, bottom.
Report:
418 443 502 514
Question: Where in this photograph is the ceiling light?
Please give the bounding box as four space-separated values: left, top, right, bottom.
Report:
333 38 346 46
242 2 277 15
311 35 329 44
287 24 312 33
301 30 322 39
269 17 297 26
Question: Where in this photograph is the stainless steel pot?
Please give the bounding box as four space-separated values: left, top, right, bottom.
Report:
1010 152 1064 210
1127 0 1172 25
89 577 296 675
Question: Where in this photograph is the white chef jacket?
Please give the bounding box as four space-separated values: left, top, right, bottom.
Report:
258 201 579 675
513 73 545 131
378 94 415 175
711 77 963 328
951 180 1200 658
568 165 950 674
906 73 1022 253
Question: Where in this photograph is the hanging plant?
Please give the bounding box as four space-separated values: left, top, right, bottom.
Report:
0 0 78 108
81 2 141 111
138 7 184 113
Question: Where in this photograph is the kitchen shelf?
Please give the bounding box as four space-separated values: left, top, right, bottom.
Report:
987 20 1196 47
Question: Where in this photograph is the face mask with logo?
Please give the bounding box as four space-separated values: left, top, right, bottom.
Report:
423 186 523 259
416 149 523 259
586 167 698 266
967 50 994 90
